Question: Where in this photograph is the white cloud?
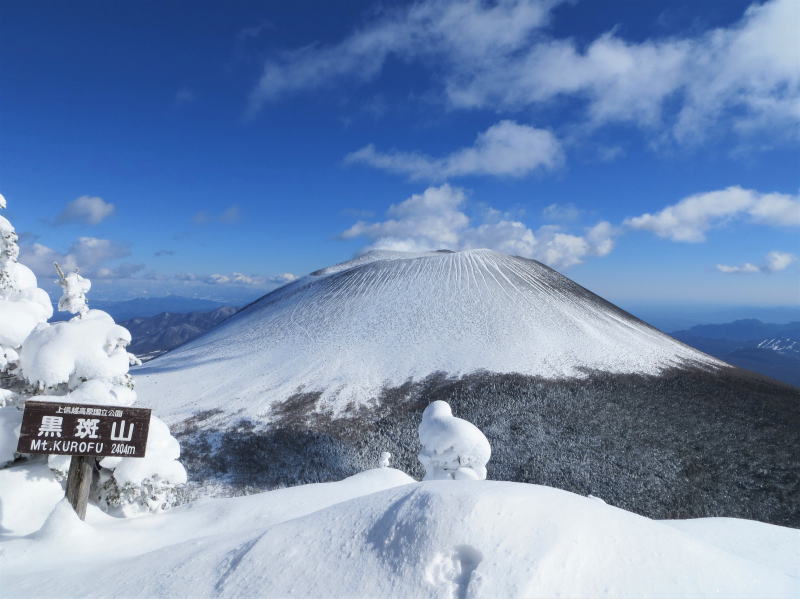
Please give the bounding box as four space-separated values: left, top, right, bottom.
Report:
21 237 130 278
345 120 563 180
205 272 297 286
93 263 145 279
716 262 760 274
247 0 799 144
342 184 469 252
247 0 556 116
716 251 796 274
765 251 796 272
747 194 800 227
624 186 800 242
55 196 115 225
341 184 615 269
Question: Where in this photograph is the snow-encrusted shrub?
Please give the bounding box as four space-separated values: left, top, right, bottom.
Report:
0 195 53 465
0 195 186 513
98 415 187 515
56 269 90 317
418 400 491 481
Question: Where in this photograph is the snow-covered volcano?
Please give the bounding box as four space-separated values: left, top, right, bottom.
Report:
136 249 719 423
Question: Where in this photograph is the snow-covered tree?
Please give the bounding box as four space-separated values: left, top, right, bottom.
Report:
0 194 186 514
54 263 90 317
0 195 53 465
418 400 491 481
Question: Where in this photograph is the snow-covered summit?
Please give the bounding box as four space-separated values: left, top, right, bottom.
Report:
136 249 722 423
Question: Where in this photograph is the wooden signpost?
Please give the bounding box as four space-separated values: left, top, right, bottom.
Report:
17 400 151 520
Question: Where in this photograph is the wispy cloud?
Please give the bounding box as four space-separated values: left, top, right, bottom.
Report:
177 271 297 287
717 251 796 274
247 0 798 145
341 184 615 269
247 0 558 117
93 263 146 279
345 120 563 181
624 186 800 242
716 262 761 274
21 237 130 278
55 196 115 225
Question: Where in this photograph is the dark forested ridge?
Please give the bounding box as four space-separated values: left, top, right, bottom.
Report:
175 365 800 527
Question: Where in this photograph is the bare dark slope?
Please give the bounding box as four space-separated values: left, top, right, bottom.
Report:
176 365 800 527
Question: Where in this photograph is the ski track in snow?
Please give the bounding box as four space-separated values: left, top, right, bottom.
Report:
135 249 724 424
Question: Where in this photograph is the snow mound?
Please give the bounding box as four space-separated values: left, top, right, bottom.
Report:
32 498 94 542
0 460 64 534
136 249 723 424
419 400 491 480
1 474 796 598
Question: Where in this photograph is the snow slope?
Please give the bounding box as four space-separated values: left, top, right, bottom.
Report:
1 466 797 599
136 249 721 423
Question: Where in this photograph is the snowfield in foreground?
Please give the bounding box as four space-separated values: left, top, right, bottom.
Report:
1 464 797 599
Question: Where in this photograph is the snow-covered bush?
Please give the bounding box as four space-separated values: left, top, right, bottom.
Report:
0 194 186 513
418 400 491 481
19 310 135 391
98 415 187 516
0 195 53 465
0 195 53 370
379 451 391 468
55 268 90 317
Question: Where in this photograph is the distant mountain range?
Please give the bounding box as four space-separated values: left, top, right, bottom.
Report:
51 296 230 322
671 319 800 387
621 304 800 332
122 306 238 360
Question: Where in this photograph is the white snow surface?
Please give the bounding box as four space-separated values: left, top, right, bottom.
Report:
1 465 797 598
0 263 53 349
136 249 722 424
18 309 132 388
419 400 491 481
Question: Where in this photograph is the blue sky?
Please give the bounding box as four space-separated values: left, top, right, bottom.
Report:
1 0 798 306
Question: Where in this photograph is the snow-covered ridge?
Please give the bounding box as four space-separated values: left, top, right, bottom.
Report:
136 249 723 423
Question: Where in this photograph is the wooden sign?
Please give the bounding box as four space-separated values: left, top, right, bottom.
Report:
17 400 151 458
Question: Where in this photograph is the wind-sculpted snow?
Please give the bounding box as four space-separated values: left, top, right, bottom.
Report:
418 400 491 481
136 249 721 423
2 467 798 598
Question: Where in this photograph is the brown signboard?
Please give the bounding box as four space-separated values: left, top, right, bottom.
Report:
17 400 151 458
